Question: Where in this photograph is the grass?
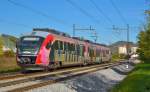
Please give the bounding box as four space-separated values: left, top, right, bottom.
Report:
0 57 21 73
112 63 150 92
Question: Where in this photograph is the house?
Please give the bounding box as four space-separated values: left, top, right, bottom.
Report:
110 41 138 55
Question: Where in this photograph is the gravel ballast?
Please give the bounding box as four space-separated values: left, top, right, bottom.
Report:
28 62 135 92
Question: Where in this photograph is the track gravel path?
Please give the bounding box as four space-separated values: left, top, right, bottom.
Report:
28 61 135 92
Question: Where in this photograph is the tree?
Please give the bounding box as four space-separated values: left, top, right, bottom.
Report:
0 37 3 56
137 13 150 63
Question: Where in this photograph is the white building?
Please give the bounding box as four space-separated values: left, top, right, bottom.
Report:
2 46 11 51
2 46 16 53
131 46 138 53
118 45 138 55
118 45 127 54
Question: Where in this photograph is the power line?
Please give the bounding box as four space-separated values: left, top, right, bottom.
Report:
73 24 95 36
109 0 127 24
89 0 113 24
65 0 101 24
112 25 130 56
0 18 32 29
7 0 70 27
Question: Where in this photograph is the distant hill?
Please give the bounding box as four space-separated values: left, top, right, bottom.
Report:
109 41 137 54
110 41 136 47
0 34 18 52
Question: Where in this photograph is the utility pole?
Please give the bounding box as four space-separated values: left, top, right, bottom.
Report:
127 24 130 56
90 31 98 43
112 24 130 56
72 24 97 42
73 24 75 37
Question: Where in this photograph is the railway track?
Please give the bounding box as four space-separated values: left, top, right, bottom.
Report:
0 62 122 92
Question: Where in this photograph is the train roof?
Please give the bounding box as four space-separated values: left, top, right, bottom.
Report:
33 28 70 37
32 28 108 48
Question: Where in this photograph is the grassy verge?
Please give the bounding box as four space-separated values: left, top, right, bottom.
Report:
0 57 21 73
112 63 150 92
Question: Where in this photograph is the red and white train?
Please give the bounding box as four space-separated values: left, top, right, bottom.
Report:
16 28 111 70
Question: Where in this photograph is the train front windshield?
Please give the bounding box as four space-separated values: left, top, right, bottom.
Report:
17 36 44 55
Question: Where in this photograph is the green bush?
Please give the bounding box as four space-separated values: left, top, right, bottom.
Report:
3 50 15 57
0 37 3 56
112 53 126 62
137 16 150 63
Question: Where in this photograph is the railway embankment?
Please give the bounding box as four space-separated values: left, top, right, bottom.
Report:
112 60 150 92
28 60 136 92
0 57 21 73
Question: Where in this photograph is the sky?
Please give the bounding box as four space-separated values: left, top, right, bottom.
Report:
0 0 148 45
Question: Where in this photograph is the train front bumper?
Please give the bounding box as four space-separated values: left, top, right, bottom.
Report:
18 64 46 70
17 55 46 70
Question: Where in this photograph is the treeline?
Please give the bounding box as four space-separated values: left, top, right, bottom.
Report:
137 11 150 63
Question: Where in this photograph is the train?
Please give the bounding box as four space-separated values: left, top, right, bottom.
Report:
16 28 111 70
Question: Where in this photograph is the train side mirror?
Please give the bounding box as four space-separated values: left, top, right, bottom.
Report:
46 42 51 49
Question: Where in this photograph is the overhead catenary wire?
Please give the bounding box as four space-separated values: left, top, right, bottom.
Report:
65 0 101 24
89 0 113 24
7 0 71 27
109 0 127 25
0 18 32 29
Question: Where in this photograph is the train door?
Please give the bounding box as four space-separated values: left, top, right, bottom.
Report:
64 42 68 63
96 48 100 63
100 49 103 62
79 44 84 62
49 40 63 65
71 44 75 63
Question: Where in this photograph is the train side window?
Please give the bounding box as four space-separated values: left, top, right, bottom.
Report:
77 45 80 55
71 44 75 51
68 43 70 51
96 49 99 57
89 47 92 57
64 42 67 50
46 42 51 49
72 44 74 51
100 49 103 56
68 43 73 51
60 41 63 50
53 40 59 50
70 44 72 51
103 50 106 57
71 44 73 51
82 46 85 56
79 45 82 56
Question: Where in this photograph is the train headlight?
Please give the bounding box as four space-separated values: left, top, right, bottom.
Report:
34 50 39 55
